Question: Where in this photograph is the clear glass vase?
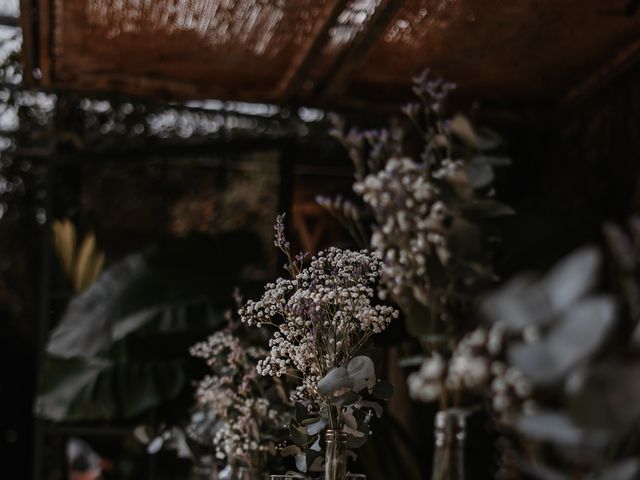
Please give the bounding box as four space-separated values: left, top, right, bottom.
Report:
431 408 467 480
219 465 261 480
324 430 348 480
270 475 365 480
191 462 218 480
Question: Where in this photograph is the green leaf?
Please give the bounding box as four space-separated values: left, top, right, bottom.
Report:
295 453 307 473
295 402 308 421
372 381 394 401
588 459 640 480
280 445 302 457
35 353 187 421
346 413 370 449
515 411 608 449
308 454 324 472
461 199 515 219
567 362 640 430
543 247 602 313
333 391 361 407
303 417 327 436
347 356 376 392
471 155 511 167
290 420 309 447
317 367 353 397
36 235 234 422
449 114 479 149
35 355 114 421
508 296 616 384
359 400 383 418
467 163 494 190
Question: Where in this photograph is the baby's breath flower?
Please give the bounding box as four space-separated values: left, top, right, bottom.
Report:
239 246 398 406
191 328 285 468
354 157 452 307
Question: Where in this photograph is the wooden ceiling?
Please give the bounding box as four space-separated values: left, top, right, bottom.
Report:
21 0 640 111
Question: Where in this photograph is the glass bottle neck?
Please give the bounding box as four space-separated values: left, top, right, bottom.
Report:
325 430 348 480
432 409 467 480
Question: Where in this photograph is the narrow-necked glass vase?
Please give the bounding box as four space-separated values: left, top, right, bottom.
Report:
325 430 348 480
219 465 260 480
191 462 218 480
270 474 364 479
431 409 467 480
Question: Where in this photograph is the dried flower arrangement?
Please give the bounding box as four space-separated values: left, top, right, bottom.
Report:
437 223 640 480
190 298 290 477
328 70 512 343
323 71 512 421
239 215 398 477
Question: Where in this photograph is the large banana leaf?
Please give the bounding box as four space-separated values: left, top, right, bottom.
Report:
36 232 262 422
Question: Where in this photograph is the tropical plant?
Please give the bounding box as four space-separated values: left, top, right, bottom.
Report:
35 233 259 422
52 219 106 292
327 70 512 340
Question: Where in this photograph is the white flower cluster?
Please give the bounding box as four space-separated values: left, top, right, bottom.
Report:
211 397 279 462
408 325 533 418
353 157 452 306
190 329 283 467
239 247 399 404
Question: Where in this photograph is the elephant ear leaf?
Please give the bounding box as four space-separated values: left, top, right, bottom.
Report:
36 236 230 422
35 355 114 421
347 356 376 392
35 353 187 421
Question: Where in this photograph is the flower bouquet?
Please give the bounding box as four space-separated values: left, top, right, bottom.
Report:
239 216 398 480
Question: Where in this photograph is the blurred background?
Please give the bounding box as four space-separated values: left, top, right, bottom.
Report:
1 0 640 479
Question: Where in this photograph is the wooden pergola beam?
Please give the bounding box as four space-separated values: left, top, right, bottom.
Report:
562 39 640 106
278 0 351 102
319 0 404 100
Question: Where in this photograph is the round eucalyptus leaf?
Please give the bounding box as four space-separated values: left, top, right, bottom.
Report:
467 163 494 190
309 454 324 472
280 444 302 457
290 421 308 447
372 381 394 400
317 367 353 397
516 411 608 449
295 453 307 473
305 417 327 436
566 362 640 429
147 436 164 454
359 400 383 418
449 114 479 149
347 356 376 392
543 247 601 313
333 391 360 407
585 459 640 480
546 296 616 373
508 296 615 384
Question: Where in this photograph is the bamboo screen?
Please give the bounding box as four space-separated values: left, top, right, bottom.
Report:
22 0 640 108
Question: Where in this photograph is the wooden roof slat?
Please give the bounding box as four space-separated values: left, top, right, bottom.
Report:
277 0 351 102
319 0 404 101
